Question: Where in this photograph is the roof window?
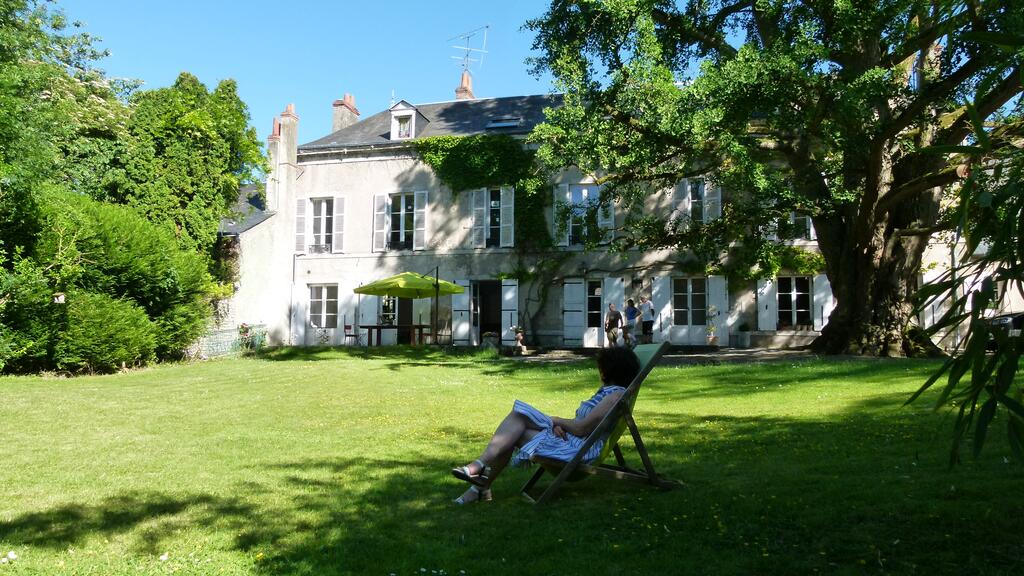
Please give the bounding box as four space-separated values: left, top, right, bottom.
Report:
486 117 523 129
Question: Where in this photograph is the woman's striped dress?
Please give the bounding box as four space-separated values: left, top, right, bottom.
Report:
510 385 627 467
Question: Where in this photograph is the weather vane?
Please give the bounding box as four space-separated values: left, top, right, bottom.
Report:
449 25 489 72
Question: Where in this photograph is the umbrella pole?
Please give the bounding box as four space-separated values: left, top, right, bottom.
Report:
434 266 440 346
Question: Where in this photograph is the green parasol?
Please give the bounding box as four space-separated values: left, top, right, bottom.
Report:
354 271 464 344
353 272 463 299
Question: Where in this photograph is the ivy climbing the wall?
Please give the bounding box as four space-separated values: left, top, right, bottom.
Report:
414 134 553 252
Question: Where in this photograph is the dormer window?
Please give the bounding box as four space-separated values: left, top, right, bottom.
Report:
389 100 425 141
396 115 412 139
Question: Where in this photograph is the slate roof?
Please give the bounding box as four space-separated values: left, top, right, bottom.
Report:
299 94 562 152
219 184 273 235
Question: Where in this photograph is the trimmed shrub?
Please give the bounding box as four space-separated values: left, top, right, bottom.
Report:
35 190 212 359
53 290 156 373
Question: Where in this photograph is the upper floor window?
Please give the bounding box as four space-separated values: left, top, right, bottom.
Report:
373 191 427 252
309 284 338 329
390 192 415 250
556 184 612 246
671 178 720 227
295 196 345 254
310 198 333 253
471 187 514 248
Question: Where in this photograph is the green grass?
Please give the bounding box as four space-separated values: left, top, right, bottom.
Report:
1 347 1022 575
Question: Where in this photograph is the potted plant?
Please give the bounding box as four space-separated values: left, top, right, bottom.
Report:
481 331 500 348
511 325 527 355
736 321 751 348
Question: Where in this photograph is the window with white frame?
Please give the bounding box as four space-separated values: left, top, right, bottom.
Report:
671 178 721 228
672 278 707 326
790 212 814 240
380 295 397 326
309 284 338 329
373 191 426 252
396 115 412 139
777 276 812 329
587 280 602 328
389 192 415 250
310 198 333 253
564 184 610 246
472 187 515 248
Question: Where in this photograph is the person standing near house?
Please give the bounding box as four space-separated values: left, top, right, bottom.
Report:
623 298 639 348
639 294 655 344
604 303 623 347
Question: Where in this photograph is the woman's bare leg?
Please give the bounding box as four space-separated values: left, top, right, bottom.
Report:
461 411 542 485
456 423 539 502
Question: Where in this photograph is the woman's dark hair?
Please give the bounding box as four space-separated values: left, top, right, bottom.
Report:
596 347 641 388
626 298 635 306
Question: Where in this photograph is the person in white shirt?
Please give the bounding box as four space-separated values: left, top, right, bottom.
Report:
639 294 655 344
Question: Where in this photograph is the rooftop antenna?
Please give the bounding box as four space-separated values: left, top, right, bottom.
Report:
390 88 396 106
449 25 489 72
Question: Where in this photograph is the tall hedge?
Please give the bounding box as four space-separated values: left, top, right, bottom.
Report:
0 190 214 373
53 290 156 373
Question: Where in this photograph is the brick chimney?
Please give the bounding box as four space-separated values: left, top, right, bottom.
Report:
455 70 475 100
332 93 360 132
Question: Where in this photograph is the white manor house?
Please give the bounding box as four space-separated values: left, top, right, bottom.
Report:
217 73 1012 351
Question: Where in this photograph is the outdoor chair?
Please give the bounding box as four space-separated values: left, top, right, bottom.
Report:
520 341 679 505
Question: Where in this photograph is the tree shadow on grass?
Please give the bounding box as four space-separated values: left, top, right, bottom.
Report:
4 405 1023 575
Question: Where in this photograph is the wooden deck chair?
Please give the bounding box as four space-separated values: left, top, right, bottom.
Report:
520 342 679 505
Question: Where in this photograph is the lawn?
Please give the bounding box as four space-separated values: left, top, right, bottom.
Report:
1 347 1022 575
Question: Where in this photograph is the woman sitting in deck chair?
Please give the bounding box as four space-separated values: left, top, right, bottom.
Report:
450 347 640 504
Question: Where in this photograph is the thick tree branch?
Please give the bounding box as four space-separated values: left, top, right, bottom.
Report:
876 55 988 146
880 9 973 70
939 66 1023 146
878 164 964 213
651 6 738 59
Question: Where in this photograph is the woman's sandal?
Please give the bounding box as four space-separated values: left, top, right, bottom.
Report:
451 459 491 487
453 485 493 505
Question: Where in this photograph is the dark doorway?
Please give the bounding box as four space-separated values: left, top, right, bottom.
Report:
476 280 501 337
397 297 413 344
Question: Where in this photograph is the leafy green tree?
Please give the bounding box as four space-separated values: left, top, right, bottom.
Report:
527 0 1024 356
909 27 1023 461
107 73 267 256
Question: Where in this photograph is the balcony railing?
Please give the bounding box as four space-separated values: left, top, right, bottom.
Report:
386 239 413 251
308 243 331 254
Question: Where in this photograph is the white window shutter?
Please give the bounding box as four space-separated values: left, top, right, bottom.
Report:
704 185 722 222
809 218 817 241
294 199 306 253
472 189 486 248
413 190 427 250
372 194 388 252
812 274 834 331
555 185 569 246
596 187 614 240
757 278 778 331
332 197 345 253
500 187 515 247
673 180 690 222
500 279 519 345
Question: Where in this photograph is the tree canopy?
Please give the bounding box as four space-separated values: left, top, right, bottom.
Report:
1 1 266 372
527 0 1024 356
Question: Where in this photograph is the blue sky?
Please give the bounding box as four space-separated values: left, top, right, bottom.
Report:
59 0 556 145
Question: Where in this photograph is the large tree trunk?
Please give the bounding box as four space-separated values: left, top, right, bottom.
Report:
810 153 945 357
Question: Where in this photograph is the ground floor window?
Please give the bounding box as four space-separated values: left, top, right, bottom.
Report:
587 280 602 328
673 278 707 326
380 295 398 326
309 285 338 328
778 276 812 329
